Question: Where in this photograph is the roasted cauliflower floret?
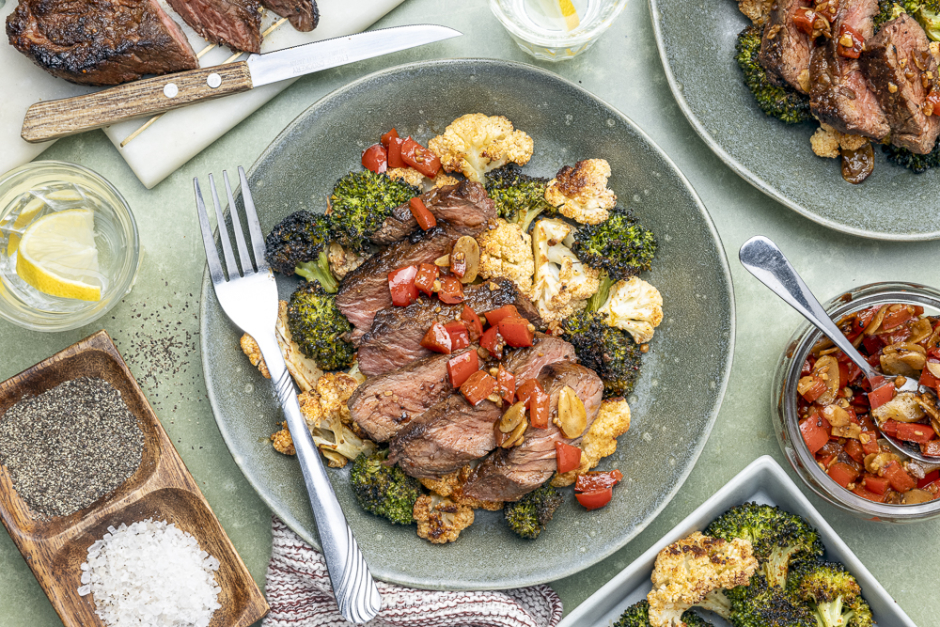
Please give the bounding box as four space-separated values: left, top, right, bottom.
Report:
241 301 324 391
413 493 475 544
530 218 601 323
270 422 296 456
544 159 617 225
476 218 536 293
810 123 869 159
240 333 269 378
428 114 534 183
298 373 376 467
648 532 759 627
598 277 664 344
433 171 461 188
386 167 426 188
326 241 365 281
553 398 631 486
420 466 503 511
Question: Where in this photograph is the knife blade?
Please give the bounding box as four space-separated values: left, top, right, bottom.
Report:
20 24 461 144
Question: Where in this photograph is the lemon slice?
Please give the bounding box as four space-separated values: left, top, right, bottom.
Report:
5 197 45 257
557 0 580 30
15 208 102 301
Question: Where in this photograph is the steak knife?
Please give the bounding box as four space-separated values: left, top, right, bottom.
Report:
20 24 461 143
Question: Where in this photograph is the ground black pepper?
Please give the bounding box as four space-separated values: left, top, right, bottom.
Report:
0 377 143 518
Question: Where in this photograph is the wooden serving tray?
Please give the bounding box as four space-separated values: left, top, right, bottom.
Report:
0 330 269 627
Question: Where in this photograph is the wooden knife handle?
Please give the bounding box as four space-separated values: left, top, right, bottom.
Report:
21 63 254 143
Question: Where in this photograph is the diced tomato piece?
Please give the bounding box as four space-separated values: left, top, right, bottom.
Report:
867 383 895 410
555 441 581 474
800 413 830 455
828 462 860 488
400 137 442 178
801 377 828 403
361 144 388 173
895 422 937 443
882 306 914 330
880 419 901 436
844 439 865 464
480 326 504 359
793 7 816 34
447 350 479 389
575 470 623 493
388 136 406 168
837 23 864 59
884 461 917 493
861 473 890 495
380 127 398 148
917 470 940 489
498 317 534 347
460 370 497 406
461 305 484 341
444 321 470 351
575 488 613 511
388 265 419 307
414 263 439 297
420 322 452 354
852 485 886 503
920 440 940 457
408 197 437 230
483 305 520 327
437 275 464 304
497 364 515 405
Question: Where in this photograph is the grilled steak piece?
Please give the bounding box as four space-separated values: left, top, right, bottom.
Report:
758 0 814 94
810 0 890 139
337 224 463 343
861 14 940 154
501 334 576 382
371 181 496 246
347 349 470 442
463 362 603 502
167 0 262 53
260 0 318 31
6 0 198 85
357 278 542 377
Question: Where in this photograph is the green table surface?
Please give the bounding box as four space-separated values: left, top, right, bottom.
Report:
1 0 937 625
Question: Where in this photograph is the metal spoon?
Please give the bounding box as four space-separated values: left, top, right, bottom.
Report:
739 235 938 463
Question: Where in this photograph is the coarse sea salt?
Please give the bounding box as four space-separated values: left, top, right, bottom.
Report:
78 518 222 627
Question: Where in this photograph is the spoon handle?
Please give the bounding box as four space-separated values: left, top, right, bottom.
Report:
739 236 880 381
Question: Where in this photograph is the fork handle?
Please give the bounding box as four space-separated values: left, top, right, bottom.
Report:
255 335 382 624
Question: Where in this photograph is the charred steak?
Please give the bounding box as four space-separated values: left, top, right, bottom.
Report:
758 0 814 94
6 0 198 85
167 0 262 53
357 278 542 377
462 362 603 503
861 14 940 154
809 0 890 139
370 181 497 246
501 334 576 382
260 0 318 31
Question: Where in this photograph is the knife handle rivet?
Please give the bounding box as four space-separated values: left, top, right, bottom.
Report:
163 83 179 98
207 73 222 89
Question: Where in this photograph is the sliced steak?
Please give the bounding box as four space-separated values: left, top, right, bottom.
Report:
502 334 576 382
758 0 814 94
347 349 469 442
167 0 262 53
6 0 198 85
810 0 890 139
370 181 496 246
357 278 542 377
337 224 462 343
260 0 318 31
861 14 940 153
462 362 603 502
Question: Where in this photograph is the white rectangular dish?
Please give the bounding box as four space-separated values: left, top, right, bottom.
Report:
557 455 916 627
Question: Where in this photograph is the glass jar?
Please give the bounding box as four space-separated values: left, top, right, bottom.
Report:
773 281 940 523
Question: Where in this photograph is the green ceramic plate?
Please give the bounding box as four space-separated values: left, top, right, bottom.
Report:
199 59 734 590
650 0 940 241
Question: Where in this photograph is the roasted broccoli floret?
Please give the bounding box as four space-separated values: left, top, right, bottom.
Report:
328 170 419 250
787 561 874 627
563 310 644 398
883 141 940 172
705 503 824 588
736 26 812 124
485 164 556 232
504 483 564 539
350 449 423 525
875 0 908 29
614 600 714 627
727 574 816 627
264 211 338 291
876 1 940 37
286 281 356 371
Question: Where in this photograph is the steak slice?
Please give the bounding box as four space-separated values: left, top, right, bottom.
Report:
370 181 496 246
758 0 814 94
501 334 576 382
260 0 318 31
347 349 470 442
861 14 940 154
337 224 462 343
6 0 198 85
357 278 542 377
462 362 603 502
166 0 262 53
810 0 890 139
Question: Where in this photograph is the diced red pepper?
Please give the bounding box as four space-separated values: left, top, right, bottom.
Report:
862 335 883 356
380 127 398 148
480 326 504 359
447 350 479 389
838 362 850 389
575 470 623 493
388 136 406 168
844 439 865 465
880 419 901 437
414 263 439 297
927 90 940 116
576 488 613 510
409 197 437 230
461 305 484 342
801 358 814 376
862 473 890 495
555 441 581 474
444 321 470 351
837 23 864 59
817 453 837 470
460 370 497 406
895 422 937 443
884 461 916 493
388 265 419 307
920 440 940 457
882 306 914 330
801 377 829 403
828 462 860 488
882 327 912 345
859 431 880 455
497 364 515 405
852 485 886 503
498 317 535 348
361 144 388 173
800 413 830 455
920 360 940 391
421 322 452 354
917 470 940 490
793 7 816 35
867 383 895 410
518 379 549 428
400 137 442 178
437 275 464 304
484 305 520 327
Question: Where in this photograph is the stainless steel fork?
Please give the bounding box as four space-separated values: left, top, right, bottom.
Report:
194 167 382 624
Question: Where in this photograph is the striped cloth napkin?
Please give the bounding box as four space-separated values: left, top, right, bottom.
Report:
263 517 564 627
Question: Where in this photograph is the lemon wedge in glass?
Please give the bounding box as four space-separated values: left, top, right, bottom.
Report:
15 208 102 302
557 0 580 30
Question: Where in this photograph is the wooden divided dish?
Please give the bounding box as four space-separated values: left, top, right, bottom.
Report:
0 330 269 627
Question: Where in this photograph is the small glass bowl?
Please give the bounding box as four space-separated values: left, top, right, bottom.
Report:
490 0 629 62
773 281 940 523
0 161 139 332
